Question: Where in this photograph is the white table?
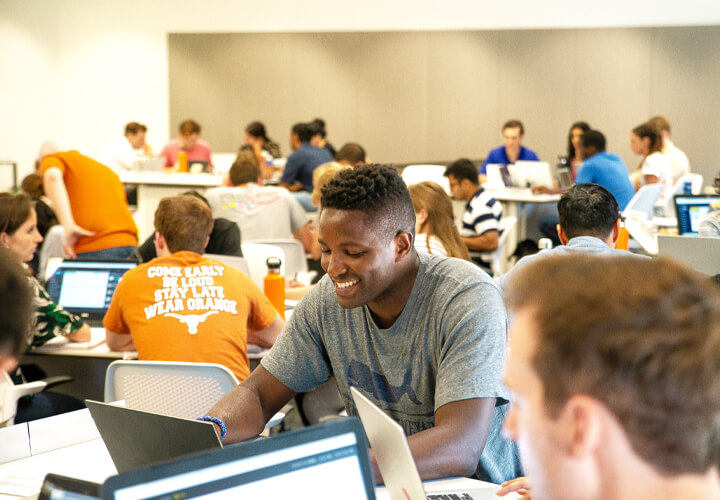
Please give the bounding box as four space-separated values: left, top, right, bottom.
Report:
119 171 225 241
0 434 512 500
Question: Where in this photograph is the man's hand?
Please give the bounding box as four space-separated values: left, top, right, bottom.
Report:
496 476 531 499
64 224 95 258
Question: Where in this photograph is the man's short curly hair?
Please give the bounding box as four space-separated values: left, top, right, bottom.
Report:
320 164 415 240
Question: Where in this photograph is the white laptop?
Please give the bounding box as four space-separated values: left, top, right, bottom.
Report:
350 387 505 500
511 161 553 189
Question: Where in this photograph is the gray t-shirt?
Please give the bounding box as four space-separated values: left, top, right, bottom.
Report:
262 252 520 483
205 184 307 240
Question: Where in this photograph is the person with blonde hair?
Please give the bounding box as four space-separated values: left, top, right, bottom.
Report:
408 181 470 261
309 162 352 259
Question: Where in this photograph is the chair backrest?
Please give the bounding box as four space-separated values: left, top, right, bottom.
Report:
622 183 665 219
244 239 308 277
205 253 250 276
240 243 286 289
672 173 704 196
401 165 450 194
491 216 517 277
0 371 46 427
104 360 239 419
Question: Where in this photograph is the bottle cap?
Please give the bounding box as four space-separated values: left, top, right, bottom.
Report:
266 257 282 270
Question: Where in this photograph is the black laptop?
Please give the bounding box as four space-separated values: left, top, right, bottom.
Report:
101 417 376 500
45 260 136 326
674 194 720 236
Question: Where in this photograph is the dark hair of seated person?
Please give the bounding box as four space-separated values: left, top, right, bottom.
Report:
135 191 243 262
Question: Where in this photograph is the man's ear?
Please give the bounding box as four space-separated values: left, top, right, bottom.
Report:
0 232 9 247
154 232 167 254
558 395 602 458
557 224 569 246
394 230 414 261
610 219 621 245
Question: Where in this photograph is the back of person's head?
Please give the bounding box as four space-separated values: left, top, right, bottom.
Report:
503 119 525 134
632 122 662 154
321 164 415 240
581 129 606 152
229 158 261 186
179 119 201 136
0 192 33 236
335 143 366 166
648 115 671 134
154 194 213 254
408 181 470 261
505 254 720 476
311 162 351 206
558 183 619 240
21 173 44 199
125 122 147 135
245 121 268 140
292 122 313 143
0 246 32 358
444 158 479 186
311 118 327 138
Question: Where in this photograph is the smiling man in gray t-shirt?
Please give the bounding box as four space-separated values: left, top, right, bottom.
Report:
207 164 520 483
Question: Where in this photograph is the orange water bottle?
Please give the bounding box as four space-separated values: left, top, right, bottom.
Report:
177 151 188 172
264 257 285 319
616 225 629 250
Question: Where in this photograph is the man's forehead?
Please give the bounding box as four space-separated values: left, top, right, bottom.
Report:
319 208 376 241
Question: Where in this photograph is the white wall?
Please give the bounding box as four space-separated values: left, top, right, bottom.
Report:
1 0 720 184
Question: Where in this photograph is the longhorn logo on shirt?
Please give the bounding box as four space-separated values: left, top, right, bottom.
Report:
164 311 219 334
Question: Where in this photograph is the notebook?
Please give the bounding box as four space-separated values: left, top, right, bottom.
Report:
45 260 136 326
350 387 502 500
86 400 222 473
101 417 376 500
673 194 720 235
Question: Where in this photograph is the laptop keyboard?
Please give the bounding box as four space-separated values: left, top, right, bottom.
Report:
427 493 474 500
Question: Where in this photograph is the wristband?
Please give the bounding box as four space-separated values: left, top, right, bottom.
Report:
197 415 227 441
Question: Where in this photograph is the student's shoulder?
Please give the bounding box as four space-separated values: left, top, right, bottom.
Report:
420 253 496 291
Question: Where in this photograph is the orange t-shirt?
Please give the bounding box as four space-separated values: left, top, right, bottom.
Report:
103 251 277 381
40 151 137 254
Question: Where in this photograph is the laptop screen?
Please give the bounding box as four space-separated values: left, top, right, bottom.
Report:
46 261 136 316
103 418 375 500
674 195 720 235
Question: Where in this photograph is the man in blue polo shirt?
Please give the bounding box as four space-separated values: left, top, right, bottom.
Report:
575 129 635 211
279 122 333 211
480 120 539 176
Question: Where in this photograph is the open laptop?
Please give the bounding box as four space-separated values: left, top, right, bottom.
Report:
45 260 136 326
657 234 720 276
673 194 720 236
102 417 376 500
512 161 554 189
86 400 222 473
351 387 501 500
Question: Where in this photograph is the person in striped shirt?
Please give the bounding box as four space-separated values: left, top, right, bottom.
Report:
445 158 503 272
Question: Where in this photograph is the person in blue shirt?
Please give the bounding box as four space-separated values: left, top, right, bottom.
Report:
575 130 635 211
279 122 333 211
480 120 539 176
